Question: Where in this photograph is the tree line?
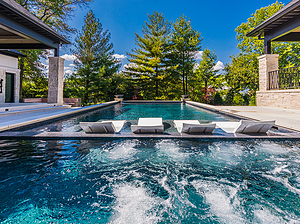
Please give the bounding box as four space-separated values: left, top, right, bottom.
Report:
18 1 300 106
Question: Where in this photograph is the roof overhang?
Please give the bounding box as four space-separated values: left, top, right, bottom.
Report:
247 0 300 42
0 0 70 53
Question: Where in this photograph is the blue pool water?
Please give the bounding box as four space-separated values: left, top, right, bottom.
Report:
0 139 300 223
26 103 235 133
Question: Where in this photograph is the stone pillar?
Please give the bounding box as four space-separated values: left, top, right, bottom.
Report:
257 54 279 91
48 57 64 105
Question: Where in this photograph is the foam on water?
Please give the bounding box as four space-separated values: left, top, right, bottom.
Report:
110 184 160 224
1 139 300 223
192 179 245 223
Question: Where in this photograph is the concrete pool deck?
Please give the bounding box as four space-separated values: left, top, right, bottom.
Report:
0 101 118 132
0 100 299 139
186 101 300 133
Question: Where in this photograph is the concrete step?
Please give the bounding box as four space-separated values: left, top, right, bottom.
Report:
0 104 72 117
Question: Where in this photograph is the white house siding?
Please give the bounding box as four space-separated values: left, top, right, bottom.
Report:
0 54 20 104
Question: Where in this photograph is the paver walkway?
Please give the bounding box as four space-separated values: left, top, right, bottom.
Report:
187 101 300 132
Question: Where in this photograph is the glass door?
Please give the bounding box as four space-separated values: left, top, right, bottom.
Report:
5 73 14 103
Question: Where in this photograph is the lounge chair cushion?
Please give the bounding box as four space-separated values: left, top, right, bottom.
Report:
213 120 275 133
80 120 126 133
174 120 216 133
131 118 164 134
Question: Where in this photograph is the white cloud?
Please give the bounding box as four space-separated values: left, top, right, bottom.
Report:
64 67 71 70
113 54 127 59
194 51 203 60
61 54 77 61
69 64 75 67
213 61 225 71
64 69 73 75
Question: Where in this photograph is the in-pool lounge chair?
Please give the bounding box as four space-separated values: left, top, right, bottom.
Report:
80 120 126 133
174 120 216 134
213 120 275 133
131 118 164 134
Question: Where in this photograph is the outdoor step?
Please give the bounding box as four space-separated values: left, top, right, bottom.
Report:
0 105 72 117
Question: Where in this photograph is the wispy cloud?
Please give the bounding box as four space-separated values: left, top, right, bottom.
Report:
64 69 73 75
61 54 77 61
113 54 127 59
194 51 203 60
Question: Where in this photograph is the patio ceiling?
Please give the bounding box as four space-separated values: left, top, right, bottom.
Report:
0 0 70 56
247 0 300 54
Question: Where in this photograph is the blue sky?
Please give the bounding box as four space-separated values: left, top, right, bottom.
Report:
59 0 290 75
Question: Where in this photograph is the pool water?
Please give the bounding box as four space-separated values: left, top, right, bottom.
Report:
1 139 300 223
25 103 235 133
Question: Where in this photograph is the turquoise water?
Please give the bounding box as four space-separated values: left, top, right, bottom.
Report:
1 139 300 223
26 103 234 133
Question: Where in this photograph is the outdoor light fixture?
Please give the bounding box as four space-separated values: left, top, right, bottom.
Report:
0 79 3 93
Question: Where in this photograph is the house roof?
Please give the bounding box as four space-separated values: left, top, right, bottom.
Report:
247 0 300 38
0 49 26 58
0 0 70 51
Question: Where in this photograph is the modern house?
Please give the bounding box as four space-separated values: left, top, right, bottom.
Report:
247 0 300 110
0 50 24 103
0 0 70 105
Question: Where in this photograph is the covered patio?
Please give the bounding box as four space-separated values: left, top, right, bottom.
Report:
0 0 70 105
247 0 300 109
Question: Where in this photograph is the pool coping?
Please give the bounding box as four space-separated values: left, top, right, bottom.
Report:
0 101 119 132
0 100 299 140
0 131 300 140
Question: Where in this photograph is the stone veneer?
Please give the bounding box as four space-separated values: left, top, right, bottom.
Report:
48 57 65 106
257 89 300 110
258 54 279 91
256 54 300 110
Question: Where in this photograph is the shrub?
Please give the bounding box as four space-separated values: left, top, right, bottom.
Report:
232 93 245 106
212 92 223 105
249 94 256 106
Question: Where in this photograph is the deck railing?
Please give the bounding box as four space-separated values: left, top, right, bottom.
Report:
269 66 300 90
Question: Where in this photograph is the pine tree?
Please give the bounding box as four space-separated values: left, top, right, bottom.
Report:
66 10 120 105
191 49 223 102
125 11 171 99
166 15 202 96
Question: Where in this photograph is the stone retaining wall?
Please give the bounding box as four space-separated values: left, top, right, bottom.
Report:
257 89 300 109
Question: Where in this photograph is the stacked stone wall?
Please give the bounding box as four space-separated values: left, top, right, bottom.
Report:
257 89 300 110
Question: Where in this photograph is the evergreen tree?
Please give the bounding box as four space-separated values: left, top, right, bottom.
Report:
125 11 171 99
66 10 120 105
15 0 92 99
167 15 202 96
191 49 223 102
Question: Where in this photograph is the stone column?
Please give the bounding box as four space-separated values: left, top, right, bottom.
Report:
48 57 65 105
257 54 279 91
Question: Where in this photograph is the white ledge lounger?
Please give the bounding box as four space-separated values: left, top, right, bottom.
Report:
131 118 164 134
213 120 275 133
79 120 126 133
174 120 216 134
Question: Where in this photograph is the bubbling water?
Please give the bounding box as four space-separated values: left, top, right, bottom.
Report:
0 139 300 223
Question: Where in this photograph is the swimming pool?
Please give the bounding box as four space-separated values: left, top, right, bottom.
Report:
0 138 300 223
1 103 299 223
24 103 236 133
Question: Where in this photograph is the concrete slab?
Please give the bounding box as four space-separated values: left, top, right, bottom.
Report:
187 101 300 132
1 130 300 140
0 101 118 132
